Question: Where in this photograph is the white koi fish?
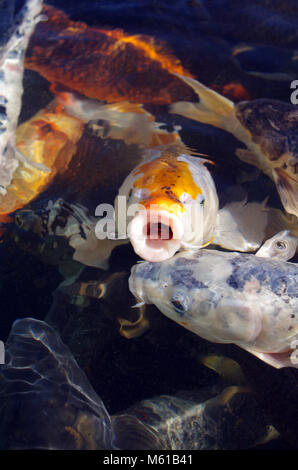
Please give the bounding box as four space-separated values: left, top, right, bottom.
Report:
0 0 43 196
256 230 297 261
129 242 298 369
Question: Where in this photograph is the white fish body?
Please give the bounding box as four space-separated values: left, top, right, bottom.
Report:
0 0 43 195
129 248 298 368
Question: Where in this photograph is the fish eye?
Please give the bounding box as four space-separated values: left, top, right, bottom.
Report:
275 240 287 250
15 214 23 228
171 292 189 316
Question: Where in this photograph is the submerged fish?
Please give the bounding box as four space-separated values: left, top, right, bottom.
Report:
115 144 218 261
0 97 84 215
129 248 298 369
15 198 126 270
0 0 43 201
113 385 270 450
0 318 113 450
256 229 297 261
171 75 298 217
25 4 196 105
0 319 272 450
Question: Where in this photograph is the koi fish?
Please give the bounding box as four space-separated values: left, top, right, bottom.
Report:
0 0 43 202
25 4 196 105
256 229 297 261
112 385 270 450
171 75 298 218
0 318 271 450
54 89 182 148
15 198 126 270
115 144 219 262
0 318 113 450
0 97 84 215
129 247 298 369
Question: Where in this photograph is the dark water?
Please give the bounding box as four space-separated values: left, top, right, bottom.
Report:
0 0 297 450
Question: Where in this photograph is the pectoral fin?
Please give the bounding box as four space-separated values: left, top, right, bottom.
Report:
214 198 268 252
272 168 298 218
235 148 263 169
242 346 297 369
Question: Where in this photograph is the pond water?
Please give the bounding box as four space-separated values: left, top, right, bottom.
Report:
0 0 297 450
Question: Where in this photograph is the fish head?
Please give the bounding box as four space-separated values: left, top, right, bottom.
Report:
123 152 211 262
129 255 201 328
129 261 163 305
256 230 298 261
235 99 298 216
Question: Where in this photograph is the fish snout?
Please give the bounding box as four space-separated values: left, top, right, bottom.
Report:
129 261 161 304
128 208 184 262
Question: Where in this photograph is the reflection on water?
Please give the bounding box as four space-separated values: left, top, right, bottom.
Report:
0 0 297 450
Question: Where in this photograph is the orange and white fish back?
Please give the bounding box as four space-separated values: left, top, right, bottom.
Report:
0 99 84 215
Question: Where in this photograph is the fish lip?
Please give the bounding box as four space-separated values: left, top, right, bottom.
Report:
128 264 147 304
127 209 183 262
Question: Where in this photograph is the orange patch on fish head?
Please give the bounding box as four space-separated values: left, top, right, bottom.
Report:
128 156 202 262
133 156 202 213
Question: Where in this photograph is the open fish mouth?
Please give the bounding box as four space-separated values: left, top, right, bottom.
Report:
128 208 184 262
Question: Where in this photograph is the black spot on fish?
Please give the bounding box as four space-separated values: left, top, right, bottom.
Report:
170 269 207 290
136 262 160 282
0 105 6 116
227 254 298 299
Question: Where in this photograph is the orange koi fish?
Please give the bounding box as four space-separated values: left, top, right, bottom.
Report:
0 98 84 215
115 145 218 262
25 5 196 105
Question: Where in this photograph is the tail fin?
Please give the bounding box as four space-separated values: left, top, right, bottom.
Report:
111 414 162 450
170 74 235 131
